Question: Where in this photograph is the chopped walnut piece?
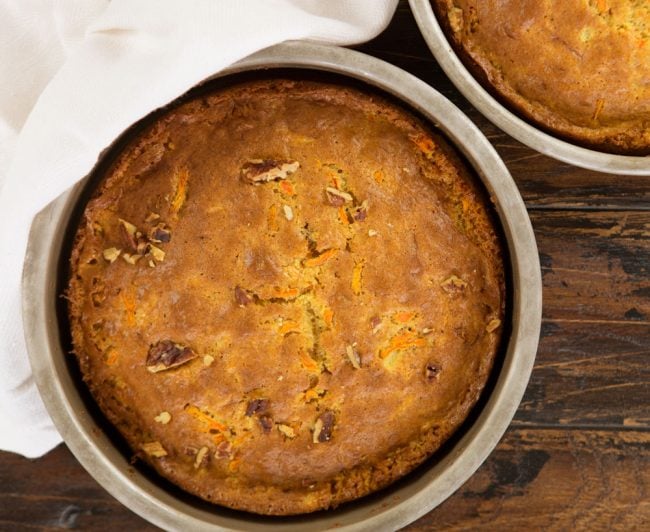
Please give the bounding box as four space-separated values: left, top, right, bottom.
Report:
184 446 198 457
148 244 165 262
91 221 104 236
148 223 171 243
135 235 148 255
154 411 172 424
194 446 209 469
486 319 502 333
118 219 138 250
119 218 137 236
102 247 121 263
241 159 300 184
277 424 296 439
283 204 294 221
441 275 468 293
345 344 361 369
425 362 441 381
122 253 140 265
146 340 197 372
148 259 156 268
312 419 324 444
234 286 253 306
326 193 345 207
245 399 269 417
214 441 232 459
353 200 368 221
259 416 273 433
141 441 167 458
325 186 353 204
313 411 334 443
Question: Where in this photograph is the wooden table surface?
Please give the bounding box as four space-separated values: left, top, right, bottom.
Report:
2 3 648 530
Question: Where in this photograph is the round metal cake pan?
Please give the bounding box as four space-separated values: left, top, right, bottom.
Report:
409 0 650 176
22 41 542 531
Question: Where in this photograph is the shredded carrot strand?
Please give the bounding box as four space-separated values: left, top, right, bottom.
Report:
299 350 319 373
279 320 300 335
279 180 296 196
303 248 338 268
185 405 227 433
393 311 416 324
337 206 350 225
379 331 427 359
273 287 300 299
323 308 334 328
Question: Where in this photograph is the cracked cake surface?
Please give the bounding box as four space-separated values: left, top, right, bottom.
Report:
67 79 505 515
432 0 650 154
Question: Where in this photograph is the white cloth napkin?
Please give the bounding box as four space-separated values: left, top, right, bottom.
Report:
0 0 398 459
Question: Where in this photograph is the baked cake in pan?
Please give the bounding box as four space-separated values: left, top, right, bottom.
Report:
432 0 650 155
67 78 505 515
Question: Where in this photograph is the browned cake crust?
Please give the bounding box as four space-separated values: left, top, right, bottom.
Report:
432 0 650 155
67 79 505 515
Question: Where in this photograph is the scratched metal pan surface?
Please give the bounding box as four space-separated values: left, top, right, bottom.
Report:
409 0 650 176
22 41 542 531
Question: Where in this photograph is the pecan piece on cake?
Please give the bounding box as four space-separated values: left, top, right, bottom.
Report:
425 362 441 382
313 411 335 443
141 441 167 458
245 399 269 417
102 247 121 263
146 340 197 372
148 223 171 243
241 159 299 184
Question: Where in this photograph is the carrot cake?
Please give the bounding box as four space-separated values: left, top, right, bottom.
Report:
67 78 505 515
432 0 650 154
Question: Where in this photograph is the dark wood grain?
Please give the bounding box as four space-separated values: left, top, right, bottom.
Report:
517 320 650 429
0 446 156 531
407 428 650 531
536 211 650 322
2 1 649 529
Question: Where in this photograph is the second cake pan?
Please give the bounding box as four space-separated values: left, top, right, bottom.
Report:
409 0 650 176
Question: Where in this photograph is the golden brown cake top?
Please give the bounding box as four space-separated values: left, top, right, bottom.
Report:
433 0 650 154
67 79 504 515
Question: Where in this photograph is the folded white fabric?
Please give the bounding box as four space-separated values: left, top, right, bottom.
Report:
0 0 398 458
